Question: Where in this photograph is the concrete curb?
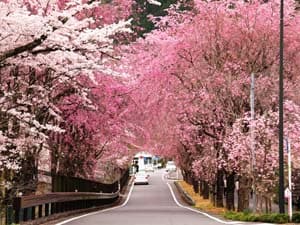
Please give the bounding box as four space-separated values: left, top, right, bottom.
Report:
174 181 195 206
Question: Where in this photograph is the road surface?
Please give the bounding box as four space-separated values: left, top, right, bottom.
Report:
56 170 271 225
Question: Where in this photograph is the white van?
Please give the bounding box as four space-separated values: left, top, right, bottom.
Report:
165 161 176 172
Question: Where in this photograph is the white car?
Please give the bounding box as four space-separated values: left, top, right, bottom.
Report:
157 163 163 168
134 171 149 185
166 161 176 172
145 164 155 172
154 163 162 169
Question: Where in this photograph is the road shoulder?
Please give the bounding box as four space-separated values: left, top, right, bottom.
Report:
168 180 242 224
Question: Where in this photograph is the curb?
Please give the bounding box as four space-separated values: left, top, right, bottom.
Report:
174 181 195 206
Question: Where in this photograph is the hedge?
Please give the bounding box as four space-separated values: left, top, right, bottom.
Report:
224 211 300 223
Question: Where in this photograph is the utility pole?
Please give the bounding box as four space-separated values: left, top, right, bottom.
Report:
250 72 256 212
278 0 285 213
287 139 292 221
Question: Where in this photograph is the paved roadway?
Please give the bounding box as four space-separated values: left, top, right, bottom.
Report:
57 170 271 225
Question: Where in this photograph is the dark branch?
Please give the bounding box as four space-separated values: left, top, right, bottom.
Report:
0 35 47 63
0 17 68 63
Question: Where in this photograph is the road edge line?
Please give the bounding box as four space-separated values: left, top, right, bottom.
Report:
166 182 242 225
55 182 135 225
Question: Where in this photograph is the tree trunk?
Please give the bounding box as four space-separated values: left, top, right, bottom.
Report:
192 178 199 193
237 176 251 212
183 170 193 184
257 194 262 213
210 184 216 206
264 196 271 213
182 170 187 182
200 180 203 195
216 170 224 207
226 173 235 211
186 172 193 185
200 180 210 199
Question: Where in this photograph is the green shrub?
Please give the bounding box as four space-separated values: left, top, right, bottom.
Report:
223 211 289 224
293 212 300 223
244 213 257 221
271 213 289 223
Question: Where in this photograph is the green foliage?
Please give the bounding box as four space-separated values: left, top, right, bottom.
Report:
131 0 191 37
223 211 290 224
131 0 175 37
292 212 300 223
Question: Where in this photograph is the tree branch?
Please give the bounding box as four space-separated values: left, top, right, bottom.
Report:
0 17 68 63
0 35 47 63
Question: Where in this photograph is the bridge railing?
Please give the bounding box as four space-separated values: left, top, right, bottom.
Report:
7 169 130 224
12 191 119 223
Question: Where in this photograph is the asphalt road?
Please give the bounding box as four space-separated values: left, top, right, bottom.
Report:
56 170 268 225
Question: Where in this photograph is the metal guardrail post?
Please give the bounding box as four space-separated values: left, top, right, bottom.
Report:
10 190 120 223
45 203 49 216
38 205 43 218
6 205 13 225
19 208 24 223
13 197 21 224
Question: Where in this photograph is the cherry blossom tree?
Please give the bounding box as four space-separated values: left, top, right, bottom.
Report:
122 0 300 211
1 0 300 216
0 0 135 204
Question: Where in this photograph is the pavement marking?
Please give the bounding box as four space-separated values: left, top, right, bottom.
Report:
255 224 276 225
55 182 135 225
166 181 276 225
161 170 167 181
165 181 243 225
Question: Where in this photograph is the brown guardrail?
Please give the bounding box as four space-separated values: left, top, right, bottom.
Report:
11 191 120 224
7 169 130 224
14 191 119 209
10 191 119 223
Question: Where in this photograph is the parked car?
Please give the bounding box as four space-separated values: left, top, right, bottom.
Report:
154 163 163 169
134 171 149 185
145 164 155 172
165 161 176 172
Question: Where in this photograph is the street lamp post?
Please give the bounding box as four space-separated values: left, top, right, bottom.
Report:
278 0 285 214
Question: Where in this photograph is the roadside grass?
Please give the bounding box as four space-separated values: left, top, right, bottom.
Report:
177 180 300 224
177 180 226 214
